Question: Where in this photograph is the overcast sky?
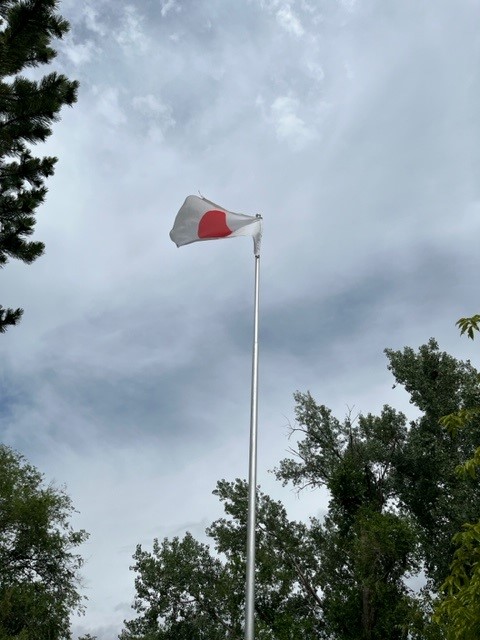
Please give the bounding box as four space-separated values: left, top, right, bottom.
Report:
1 0 480 637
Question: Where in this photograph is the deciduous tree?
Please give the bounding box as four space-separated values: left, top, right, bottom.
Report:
0 445 88 639
121 480 323 640
433 316 480 639
122 340 480 639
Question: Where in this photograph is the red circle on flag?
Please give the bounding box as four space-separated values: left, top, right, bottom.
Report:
198 210 232 239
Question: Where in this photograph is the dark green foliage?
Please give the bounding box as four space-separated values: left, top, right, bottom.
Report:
433 316 480 639
386 339 480 587
0 0 78 332
121 481 324 640
435 520 480 640
122 340 480 639
314 509 422 640
0 444 88 639
275 397 424 640
456 315 480 341
0 306 22 333
208 480 323 639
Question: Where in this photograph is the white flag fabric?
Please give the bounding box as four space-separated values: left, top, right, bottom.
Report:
170 195 262 255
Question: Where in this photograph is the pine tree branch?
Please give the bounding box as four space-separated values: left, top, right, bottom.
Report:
0 305 23 332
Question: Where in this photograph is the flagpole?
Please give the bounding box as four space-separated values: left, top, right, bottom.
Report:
244 251 260 640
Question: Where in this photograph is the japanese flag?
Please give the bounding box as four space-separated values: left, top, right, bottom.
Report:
170 196 262 255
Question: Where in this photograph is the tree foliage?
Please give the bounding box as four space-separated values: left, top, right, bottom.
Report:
0 0 78 332
0 445 88 639
434 520 480 640
121 480 323 640
275 397 427 640
385 339 480 588
122 340 480 639
433 316 480 639
456 315 480 341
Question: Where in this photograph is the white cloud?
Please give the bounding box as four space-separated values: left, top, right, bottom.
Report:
83 3 106 37
132 93 170 117
256 0 282 9
269 95 315 149
61 36 97 67
301 0 319 14
255 0 305 33
3 1 480 637
276 5 304 36
116 5 149 54
305 58 325 82
339 0 357 13
160 0 180 18
92 86 127 126
132 94 175 140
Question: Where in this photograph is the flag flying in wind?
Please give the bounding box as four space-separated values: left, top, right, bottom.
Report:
170 195 262 255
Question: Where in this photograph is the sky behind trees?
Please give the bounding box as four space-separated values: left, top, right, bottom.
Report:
1 1 480 637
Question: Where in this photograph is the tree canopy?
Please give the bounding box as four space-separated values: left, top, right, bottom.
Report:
121 339 480 639
0 0 78 332
0 444 88 639
432 315 480 639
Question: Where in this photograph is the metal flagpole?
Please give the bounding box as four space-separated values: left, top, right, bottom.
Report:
244 250 260 640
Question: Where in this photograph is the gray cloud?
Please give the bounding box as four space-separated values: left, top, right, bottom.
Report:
1 0 480 636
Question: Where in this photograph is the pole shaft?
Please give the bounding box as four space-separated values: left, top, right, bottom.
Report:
244 254 260 640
